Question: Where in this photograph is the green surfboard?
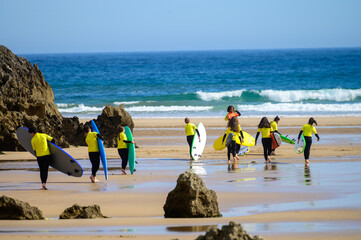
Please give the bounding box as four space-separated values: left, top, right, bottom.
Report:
124 126 135 174
280 134 295 144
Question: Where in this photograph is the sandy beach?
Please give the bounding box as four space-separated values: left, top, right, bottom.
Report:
1 116 361 240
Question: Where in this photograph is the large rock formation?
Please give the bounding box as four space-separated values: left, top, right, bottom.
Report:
163 171 222 218
85 105 134 148
196 222 264 240
0 195 44 220
0 45 134 151
59 204 107 219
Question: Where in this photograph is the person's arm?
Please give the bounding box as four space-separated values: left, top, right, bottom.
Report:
297 130 303 143
222 134 227 143
239 130 244 143
315 133 320 141
97 133 103 140
235 110 241 116
51 139 55 144
195 129 200 138
123 140 135 143
274 130 280 134
255 132 260 145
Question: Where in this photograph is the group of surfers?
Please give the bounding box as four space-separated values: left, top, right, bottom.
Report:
28 105 320 190
185 105 320 165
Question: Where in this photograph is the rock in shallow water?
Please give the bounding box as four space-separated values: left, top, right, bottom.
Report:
59 204 107 219
163 171 222 218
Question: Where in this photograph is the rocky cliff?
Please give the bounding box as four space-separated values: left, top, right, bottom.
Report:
0 45 133 151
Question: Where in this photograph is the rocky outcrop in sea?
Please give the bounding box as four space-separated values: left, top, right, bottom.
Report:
163 171 222 218
0 45 133 151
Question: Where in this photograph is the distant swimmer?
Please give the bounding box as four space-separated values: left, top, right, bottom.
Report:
270 116 281 155
184 118 200 160
28 126 55 190
84 125 103 183
222 116 244 163
298 117 320 165
225 105 241 121
255 117 272 164
117 125 135 175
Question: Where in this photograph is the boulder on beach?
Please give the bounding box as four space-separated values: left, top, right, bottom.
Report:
0 195 44 220
59 204 107 219
0 45 134 151
196 221 264 240
85 105 134 148
163 171 222 218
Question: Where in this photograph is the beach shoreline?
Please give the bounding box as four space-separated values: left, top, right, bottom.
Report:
1 116 361 240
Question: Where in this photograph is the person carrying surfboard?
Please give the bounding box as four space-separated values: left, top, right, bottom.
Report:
222 116 244 163
117 126 135 175
298 117 320 165
84 125 103 183
270 116 281 155
255 117 272 164
184 118 200 160
225 105 241 121
28 126 55 190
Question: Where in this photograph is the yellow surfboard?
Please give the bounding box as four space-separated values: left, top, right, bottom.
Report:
213 131 255 150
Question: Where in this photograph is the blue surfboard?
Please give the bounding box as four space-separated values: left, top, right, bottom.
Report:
91 120 108 180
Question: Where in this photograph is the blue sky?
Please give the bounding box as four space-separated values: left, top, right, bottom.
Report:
1 0 361 54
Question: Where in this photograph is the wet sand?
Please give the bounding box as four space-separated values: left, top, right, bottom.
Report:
1 117 361 240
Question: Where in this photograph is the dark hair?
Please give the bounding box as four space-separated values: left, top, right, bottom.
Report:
118 125 124 133
227 116 239 132
308 117 317 126
227 105 234 112
274 116 280 121
28 126 37 134
258 117 270 128
185 118 190 123
84 125 91 133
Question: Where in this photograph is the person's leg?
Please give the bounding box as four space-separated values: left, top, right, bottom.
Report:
304 137 312 164
227 145 231 162
89 152 100 182
118 148 128 174
266 138 272 162
262 138 272 163
37 155 51 190
187 135 194 159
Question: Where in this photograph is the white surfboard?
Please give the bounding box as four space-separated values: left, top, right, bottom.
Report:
191 122 207 160
225 132 233 147
238 146 250 156
16 127 83 177
273 132 282 146
294 134 306 154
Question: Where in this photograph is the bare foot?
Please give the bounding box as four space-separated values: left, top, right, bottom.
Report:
90 175 99 183
267 156 271 163
305 159 310 164
121 169 127 175
41 184 48 190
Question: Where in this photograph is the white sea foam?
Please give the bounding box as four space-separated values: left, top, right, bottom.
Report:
56 103 103 113
114 101 140 105
255 88 361 102
237 102 361 112
196 90 245 101
125 105 213 112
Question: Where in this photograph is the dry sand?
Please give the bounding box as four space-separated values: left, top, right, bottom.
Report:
1 117 361 240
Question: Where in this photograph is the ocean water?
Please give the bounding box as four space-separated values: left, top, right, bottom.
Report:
22 48 361 118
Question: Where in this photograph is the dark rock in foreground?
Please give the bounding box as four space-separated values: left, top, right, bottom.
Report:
59 204 107 219
0 195 44 220
164 171 222 218
196 221 264 240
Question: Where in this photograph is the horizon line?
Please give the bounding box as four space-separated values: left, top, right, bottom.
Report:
16 46 361 55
